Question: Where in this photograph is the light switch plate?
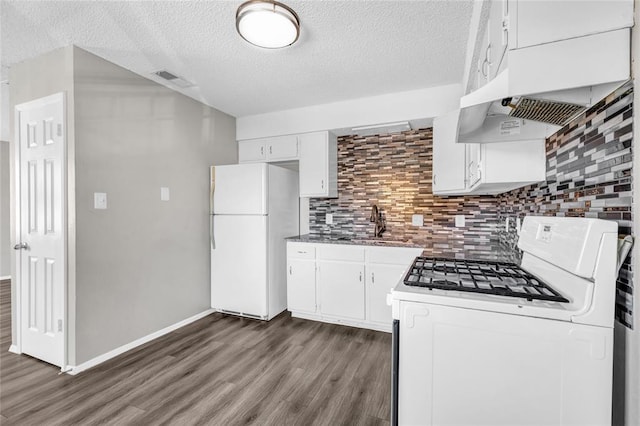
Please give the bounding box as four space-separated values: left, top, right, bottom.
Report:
412 214 423 226
94 192 107 210
326 213 333 225
160 187 170 201
455 215 465 227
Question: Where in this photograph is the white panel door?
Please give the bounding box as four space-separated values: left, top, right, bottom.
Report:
211 164 267 215
211 215 268 318
16 93 65 367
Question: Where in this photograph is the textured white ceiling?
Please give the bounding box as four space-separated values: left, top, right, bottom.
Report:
1 0 473 118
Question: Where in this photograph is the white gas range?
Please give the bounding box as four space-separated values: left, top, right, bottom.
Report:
390 216 619 426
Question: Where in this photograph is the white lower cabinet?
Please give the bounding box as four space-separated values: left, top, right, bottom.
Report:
287 243 317 313
318 261 365 320
367 263 409 324
286 242 421 332
366 246 423 326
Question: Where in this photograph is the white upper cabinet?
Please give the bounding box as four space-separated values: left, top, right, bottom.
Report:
238 135 298 163
433 110 545 196
265 135 299 161
298 131 338 198
238 131 338 198
488 0 509 78
511 0 633 49
433 111 467 194
468 140 546 195
238 139 267 163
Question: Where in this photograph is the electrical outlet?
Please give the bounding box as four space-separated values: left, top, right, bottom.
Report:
326 213 333 225
455 215 465 228
412 214 423 226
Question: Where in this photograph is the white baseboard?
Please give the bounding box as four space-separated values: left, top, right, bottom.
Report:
8 344 20 354
0 276 11 281
67 308 215 375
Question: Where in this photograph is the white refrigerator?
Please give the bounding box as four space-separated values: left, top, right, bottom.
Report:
210 163 299 320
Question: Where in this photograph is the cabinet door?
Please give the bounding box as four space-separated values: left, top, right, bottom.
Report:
367 263 409 325
267 135 299 161
433 111 467 193
318 261 365 320
514 0 633 49
299 132 328 197
287 258 316 313
476 18 491 89
238 139 266 163
488 0 508 78
466 143 481 188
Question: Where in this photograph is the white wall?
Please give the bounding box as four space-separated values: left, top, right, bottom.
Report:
236 84 462 140
72 47 236 364
0 140 10 278
9 46 237 366
1 83 9 141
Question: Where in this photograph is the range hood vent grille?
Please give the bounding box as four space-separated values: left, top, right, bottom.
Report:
509 97 586 126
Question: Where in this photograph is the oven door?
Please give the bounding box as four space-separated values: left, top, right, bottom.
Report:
396 299 613 425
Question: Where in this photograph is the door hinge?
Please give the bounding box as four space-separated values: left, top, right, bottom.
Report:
57 319 63 332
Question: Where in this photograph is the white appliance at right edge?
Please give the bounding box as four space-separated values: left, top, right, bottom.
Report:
210 163 299 320
391 216 619 426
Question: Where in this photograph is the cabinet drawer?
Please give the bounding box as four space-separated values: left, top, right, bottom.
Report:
367 246 422 265
318 244 365 262
288 242 316 259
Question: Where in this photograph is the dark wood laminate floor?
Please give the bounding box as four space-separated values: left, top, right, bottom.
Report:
0 280 392 425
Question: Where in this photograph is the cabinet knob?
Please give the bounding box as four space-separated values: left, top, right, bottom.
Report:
321 179 324 189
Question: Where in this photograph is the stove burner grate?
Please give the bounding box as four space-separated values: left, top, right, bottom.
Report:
403 257 569 303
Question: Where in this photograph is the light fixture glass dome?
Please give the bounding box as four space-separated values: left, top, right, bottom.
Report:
236 0 300 49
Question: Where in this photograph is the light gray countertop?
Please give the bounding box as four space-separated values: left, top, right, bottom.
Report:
287 234 520 264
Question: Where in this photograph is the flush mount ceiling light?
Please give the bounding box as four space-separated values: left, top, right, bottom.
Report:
236 0 300 49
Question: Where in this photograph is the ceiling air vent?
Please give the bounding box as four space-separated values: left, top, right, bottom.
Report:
508 97 586 126
153 70 194 88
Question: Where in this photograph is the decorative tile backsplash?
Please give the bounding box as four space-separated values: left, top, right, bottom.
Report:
308 82 634 328
498 82 634 328
308 130 503 256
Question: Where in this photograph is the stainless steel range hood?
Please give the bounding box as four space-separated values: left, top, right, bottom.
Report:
458 28 630 143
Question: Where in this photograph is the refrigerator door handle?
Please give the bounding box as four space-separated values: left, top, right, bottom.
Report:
210 166 216 249
210 215 216 249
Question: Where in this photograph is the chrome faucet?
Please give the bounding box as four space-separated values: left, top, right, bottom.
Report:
370 204 386 238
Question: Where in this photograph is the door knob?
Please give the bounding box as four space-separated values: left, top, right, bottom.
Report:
14 242 29 250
